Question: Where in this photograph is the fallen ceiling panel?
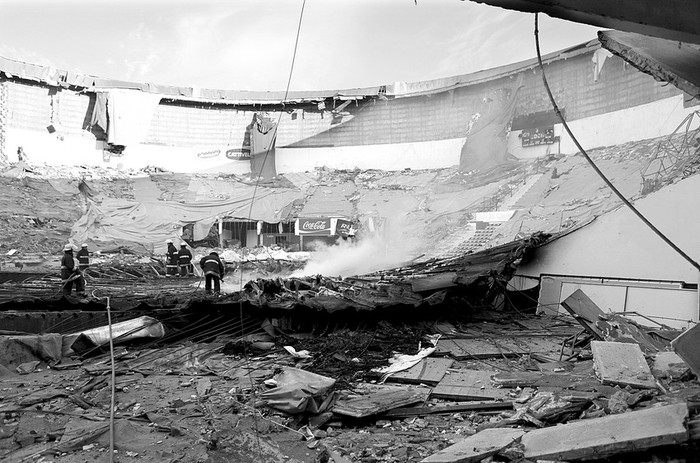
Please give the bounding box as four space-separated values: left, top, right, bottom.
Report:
469 0 700 45
598 30 700 97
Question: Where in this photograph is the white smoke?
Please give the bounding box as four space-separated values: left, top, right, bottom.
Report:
292 217 422 278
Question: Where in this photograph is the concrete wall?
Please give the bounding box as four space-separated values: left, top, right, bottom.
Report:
517 174 700 326
0 47 691 172
276 137 464 172
537 275 697 329
4 127 251 174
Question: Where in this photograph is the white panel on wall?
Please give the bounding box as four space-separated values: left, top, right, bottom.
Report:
625 286 698 329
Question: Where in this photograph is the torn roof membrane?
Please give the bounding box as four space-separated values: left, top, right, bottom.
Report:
0 38 601 104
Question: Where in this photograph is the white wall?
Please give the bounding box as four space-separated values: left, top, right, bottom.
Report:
517 174 700 327
509 95 700 159
517 174 700 283
536 275 697 329
275 137 465 173
5 127 251 174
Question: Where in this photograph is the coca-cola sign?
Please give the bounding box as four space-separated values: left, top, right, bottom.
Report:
298 218 331 235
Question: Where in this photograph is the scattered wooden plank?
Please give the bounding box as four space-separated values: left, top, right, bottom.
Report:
561 290 666 354
591 341 656 389
386 357 454 386
422 428 525 463
492 371 598 389
382 401 513 418
598 314 667 354
333 385 430 418
671 322 700 378
432 370 510 401
436 338 518 359
560 289 606 339
522 402 689 461
436 337 562 360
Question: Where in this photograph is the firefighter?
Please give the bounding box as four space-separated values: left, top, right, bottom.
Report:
177 242 193 277
61 244 85 297
199 251 225 295
77 243 90 272
165 239 179 277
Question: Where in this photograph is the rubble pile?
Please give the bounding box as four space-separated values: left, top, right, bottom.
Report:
1 303 700 463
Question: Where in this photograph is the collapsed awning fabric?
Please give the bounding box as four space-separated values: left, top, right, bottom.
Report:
71 186 299 251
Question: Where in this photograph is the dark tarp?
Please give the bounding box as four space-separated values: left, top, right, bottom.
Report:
250 115 278 181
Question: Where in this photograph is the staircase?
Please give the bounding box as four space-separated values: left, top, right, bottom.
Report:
424 223 477 260
451 223 502 255
501 173 544 209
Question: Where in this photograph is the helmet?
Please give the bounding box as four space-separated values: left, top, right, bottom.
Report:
81 243 88 248
63 244 72 251
180 242 187 247
166 239 173 244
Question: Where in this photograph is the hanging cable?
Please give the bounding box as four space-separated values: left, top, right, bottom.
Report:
246 0 307 222
237 3 308 461
105 296 116 463
534 13 700 272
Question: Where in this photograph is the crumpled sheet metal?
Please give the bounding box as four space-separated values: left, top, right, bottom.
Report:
69 315 165 346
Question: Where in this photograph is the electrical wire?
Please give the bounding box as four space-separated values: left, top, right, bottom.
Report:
533 13 700 272
106 296 115 463
238 2 307 461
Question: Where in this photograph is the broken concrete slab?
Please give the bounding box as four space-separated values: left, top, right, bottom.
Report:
432 369 511 401
382 401 513 418
421 428 525 463
671 323 700 378
652 351 689 379
492 370 599 390
591 341 656 389
386 357 454 386
561 289 607 338
522 402 689 461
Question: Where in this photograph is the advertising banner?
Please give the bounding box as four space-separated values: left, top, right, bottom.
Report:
296 218 332 236
336 219 355 235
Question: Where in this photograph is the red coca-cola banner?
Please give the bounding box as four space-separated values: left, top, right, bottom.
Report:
297 218 332 236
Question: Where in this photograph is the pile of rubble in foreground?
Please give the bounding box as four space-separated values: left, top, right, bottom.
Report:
2 288 700 463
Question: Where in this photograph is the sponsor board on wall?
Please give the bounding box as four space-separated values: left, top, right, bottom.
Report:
226 148 251 160
336 218 354 235
197 149 221 159
296 218 332 236
521 126 555 147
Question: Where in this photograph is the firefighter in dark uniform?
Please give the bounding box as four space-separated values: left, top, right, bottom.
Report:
61 244 85 297
77 243 90 272
177 243 193 277
165 239 179 277
200 251 225 295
